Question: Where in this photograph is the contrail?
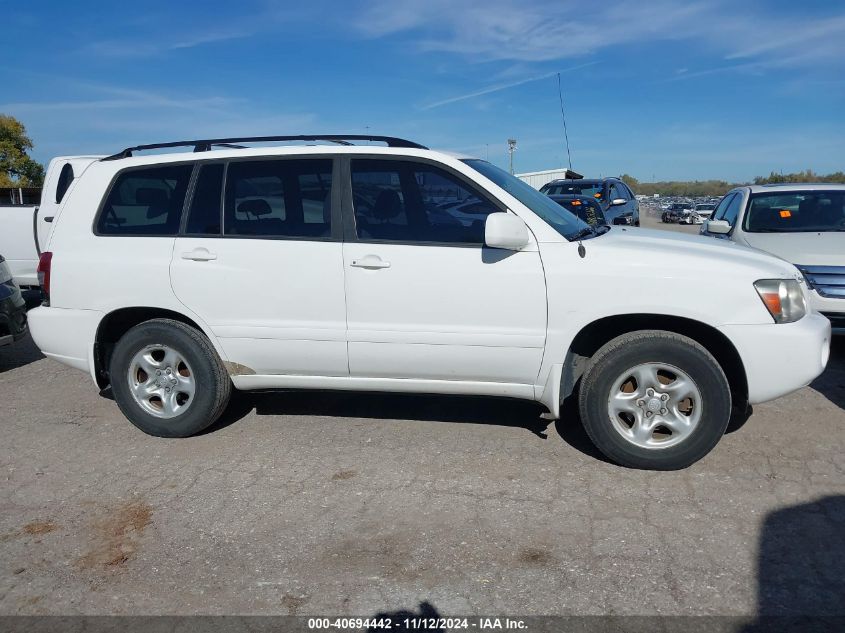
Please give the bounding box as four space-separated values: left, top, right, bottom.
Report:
421 61 597 110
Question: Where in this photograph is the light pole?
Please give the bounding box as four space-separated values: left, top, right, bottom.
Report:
507 138 517 174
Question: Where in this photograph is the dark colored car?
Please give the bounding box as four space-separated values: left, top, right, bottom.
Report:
548 195 607 226
0 254 28 347
540 177 639 226
661 202 689 223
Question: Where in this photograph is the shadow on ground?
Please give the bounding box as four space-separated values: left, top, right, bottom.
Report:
809 336 845 410
743 494 845 631
0 333 44 374
205 388 554 439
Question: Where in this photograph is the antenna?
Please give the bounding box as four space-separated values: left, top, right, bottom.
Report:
556 72 573 171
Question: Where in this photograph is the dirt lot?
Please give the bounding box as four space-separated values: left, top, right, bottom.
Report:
1 213 843 619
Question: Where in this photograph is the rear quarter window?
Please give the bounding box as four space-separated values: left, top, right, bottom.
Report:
96 164 193 235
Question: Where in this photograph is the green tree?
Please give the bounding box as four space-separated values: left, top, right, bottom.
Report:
620 173 640 189
0 115 45 187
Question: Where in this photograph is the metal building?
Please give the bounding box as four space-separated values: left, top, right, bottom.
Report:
515 168 583 190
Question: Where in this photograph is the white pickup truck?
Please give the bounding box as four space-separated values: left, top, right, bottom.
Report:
0 157 103 289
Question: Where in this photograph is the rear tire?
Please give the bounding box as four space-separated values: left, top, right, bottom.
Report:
109 319 232 437
578 330 731 470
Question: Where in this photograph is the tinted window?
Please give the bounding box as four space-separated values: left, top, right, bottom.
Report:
55 163 74 204
609 183 627 201
97 164 192 235
223 159 332 238
544 181 604 198
351 160 499 244
186 163 223 235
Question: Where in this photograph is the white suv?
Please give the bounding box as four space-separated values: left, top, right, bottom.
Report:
29 135 831 470
700 184 845 334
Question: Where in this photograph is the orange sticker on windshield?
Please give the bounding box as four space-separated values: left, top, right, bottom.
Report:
594 193 602 198
779 210 791 218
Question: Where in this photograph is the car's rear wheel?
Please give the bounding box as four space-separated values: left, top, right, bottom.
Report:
578 330 731 470
109 319 232 437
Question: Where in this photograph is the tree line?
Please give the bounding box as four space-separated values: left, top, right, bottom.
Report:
621 170 845 198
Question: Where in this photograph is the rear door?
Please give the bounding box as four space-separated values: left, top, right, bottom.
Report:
342 157 547 386
169 157 348 377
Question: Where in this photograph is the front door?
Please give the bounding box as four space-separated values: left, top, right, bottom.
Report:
170 157 348 377
342 158 547 386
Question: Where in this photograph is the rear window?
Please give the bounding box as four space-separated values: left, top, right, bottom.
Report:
97 164 193 235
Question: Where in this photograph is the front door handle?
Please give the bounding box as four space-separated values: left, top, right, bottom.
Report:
181 247 217 261
350 255 390 269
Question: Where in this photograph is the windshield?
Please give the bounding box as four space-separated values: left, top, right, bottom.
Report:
543 182 604 198
463 160 592 240
695 204 716 211
743 190 845 233
552 198 605 226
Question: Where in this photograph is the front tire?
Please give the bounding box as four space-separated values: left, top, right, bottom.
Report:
578 330 731 470
109 319 232 437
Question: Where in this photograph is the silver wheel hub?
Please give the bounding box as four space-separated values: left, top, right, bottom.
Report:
607 362 702 450
126 345 196 419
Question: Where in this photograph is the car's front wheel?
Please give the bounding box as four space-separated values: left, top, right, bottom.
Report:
109 319 232 437
578 330 731 470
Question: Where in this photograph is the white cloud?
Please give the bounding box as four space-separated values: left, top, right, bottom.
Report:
350 0 845 69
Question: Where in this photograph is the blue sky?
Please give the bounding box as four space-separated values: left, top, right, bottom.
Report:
2 0 844 181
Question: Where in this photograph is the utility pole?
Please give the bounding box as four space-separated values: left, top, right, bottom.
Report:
507 138 517 174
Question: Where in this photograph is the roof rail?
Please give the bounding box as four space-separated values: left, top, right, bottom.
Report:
102 135 429 160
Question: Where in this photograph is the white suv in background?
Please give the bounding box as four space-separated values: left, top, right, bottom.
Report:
28 135 831 470
701 184 845 334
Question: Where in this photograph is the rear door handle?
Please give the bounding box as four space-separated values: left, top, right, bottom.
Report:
181 247 217 261
350 255 390 269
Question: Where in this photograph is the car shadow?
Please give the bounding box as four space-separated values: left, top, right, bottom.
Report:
367 600 444 632
743 495 845 631
809 335 845 411
0 333 45 374
203 388 555 439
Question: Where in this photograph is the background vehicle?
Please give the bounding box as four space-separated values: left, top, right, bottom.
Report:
548 194 606 226
28 135 830 470
692 203 716 225
701 183 845 333
662 203 688 223
540 177 639 226
0 254 28 347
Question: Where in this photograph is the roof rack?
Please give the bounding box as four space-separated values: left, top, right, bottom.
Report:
102 135 428 160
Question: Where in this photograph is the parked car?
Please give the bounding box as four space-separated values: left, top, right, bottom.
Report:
661 203 688 223
692 203 717 225
701 184 845 333
540 177 639 226
28 134 830 470
548 195 607 226
0 254 28 347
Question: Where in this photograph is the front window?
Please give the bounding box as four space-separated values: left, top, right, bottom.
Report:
463 160 591 240
743 191 845 233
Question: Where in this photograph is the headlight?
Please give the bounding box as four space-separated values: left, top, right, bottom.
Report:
754 279 806 323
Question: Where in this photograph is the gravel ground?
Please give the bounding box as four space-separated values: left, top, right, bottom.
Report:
0 213 843 619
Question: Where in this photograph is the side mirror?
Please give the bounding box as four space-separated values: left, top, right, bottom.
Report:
611 198 627 206
706 219 731 234
485 212 530 251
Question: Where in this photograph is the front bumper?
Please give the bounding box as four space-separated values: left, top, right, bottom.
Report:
719 312 831 404
0 282 28 347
